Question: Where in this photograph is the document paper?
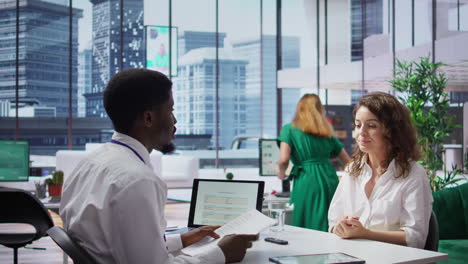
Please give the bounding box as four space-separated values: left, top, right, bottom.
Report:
181 209 276 256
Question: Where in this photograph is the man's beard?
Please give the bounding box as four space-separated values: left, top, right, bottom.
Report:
160 142 176 154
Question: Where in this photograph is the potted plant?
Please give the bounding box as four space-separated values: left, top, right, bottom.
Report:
226 172 234 180
46 170 64 197
391 56 465 191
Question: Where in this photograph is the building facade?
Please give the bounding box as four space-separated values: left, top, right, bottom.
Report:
174 47 248 149
85 0 144 117
0 0 81 117
178 31 226 56
350 0 383 62
232 35 300 138
78 49 92 117
0 117 113 155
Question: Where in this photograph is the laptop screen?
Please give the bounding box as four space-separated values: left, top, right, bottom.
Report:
188 179 265 227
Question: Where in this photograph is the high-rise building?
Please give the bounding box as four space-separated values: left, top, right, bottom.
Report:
0 100 10 117
350 0 383 61
85 0 144 117
0 0 82 117
349 0 383 104
42 0 68 5
351 89 367 105
174 48 248 149
450 91 468 105
232 35 300 138
178 31 226 55
78 49 92 117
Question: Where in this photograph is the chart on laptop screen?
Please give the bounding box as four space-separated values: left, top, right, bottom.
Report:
192 181 261 226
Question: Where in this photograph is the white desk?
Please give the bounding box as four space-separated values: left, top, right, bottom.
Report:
243 225 448 264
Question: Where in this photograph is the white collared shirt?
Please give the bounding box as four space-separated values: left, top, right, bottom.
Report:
60 131 225 264
328 160 433 248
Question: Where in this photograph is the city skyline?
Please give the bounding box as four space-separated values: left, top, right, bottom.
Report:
3 0 468 115
1 0 467 156
0 0 82 117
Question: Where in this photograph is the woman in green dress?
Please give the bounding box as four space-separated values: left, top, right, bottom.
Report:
278 94 350 231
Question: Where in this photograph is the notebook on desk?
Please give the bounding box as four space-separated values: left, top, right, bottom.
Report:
167 179 265 234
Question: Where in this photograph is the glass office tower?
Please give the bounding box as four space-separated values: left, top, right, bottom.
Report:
232 35 300 138
86 0 144 117
0 0 81 117
174 47 248 149
0 0 465 159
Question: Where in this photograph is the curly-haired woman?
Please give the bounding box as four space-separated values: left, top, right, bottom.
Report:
328 92 432 248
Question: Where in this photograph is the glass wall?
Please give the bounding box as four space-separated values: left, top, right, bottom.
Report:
219 0 258 150
0 0 466 168
281 0 303 130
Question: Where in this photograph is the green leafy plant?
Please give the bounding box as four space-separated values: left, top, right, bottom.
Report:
391 56 462 191
432 164 466 191
226 172 234 180
46 170 64 186
465 152 468 172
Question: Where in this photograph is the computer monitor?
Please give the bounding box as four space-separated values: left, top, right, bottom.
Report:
259 138 280 176
0 140 29 182
188 179 265 227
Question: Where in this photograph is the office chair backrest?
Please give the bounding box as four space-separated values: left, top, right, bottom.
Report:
0 187 54 241
47 226 98 264
424 211 439 251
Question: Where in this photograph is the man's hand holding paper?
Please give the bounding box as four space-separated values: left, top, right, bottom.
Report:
181 210 275 257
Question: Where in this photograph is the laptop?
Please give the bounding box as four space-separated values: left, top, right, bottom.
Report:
168 179 265 233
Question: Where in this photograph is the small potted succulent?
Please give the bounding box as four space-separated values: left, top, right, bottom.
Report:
46 170 64 197
226 172 234 180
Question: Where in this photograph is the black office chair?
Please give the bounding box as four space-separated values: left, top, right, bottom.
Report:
0 187 54 264
424 211 439 251
47 226 98 264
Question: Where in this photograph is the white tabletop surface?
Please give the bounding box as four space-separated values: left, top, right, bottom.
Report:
243 225 448 264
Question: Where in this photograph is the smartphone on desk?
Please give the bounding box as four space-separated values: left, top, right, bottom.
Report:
265 237 288 245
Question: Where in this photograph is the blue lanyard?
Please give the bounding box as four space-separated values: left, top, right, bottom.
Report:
110 139 145 164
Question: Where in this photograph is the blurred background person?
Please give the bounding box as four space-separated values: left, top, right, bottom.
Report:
277 94 350 231
328 92 432 248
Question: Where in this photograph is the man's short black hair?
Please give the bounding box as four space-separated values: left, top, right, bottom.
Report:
104 68 172 134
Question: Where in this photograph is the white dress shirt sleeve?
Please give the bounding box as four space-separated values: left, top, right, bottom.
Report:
328 174 347 232
165 234 225 263
166 234 183 252
399 164 433 248
109 179 225 264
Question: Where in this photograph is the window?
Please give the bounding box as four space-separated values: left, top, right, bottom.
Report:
1 0 464 167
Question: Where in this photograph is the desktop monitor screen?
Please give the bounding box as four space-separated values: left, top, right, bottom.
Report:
259 139 280 176
0 140 29 182
145 25 178 76
188 179 264 227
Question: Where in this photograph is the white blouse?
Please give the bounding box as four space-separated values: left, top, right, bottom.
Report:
60 132 225 264
328 159 433 248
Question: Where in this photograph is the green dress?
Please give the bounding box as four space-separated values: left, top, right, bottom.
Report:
278 123 343 231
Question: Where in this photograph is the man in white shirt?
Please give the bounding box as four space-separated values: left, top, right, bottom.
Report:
60 69 257 264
